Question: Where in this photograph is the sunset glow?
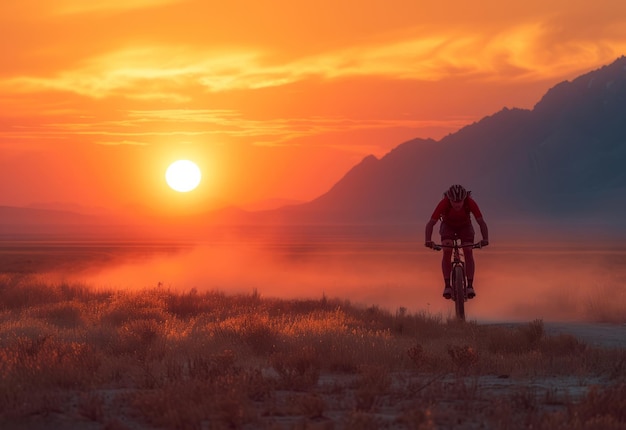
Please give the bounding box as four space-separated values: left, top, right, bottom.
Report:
3 7 624 429
1 0 625 213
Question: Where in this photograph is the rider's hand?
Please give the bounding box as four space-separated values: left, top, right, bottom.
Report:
425 241 434 249
480 240 489 247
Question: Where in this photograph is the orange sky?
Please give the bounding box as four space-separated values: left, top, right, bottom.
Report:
1 0 626 216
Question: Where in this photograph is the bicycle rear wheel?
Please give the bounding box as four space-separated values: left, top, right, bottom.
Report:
452 265 466 321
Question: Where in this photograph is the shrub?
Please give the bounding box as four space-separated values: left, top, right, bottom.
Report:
270 346 320 390
32 302 85 328
354 364 392 411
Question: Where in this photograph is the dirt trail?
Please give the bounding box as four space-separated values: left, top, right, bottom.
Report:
543 322 626 349
481 321 626 349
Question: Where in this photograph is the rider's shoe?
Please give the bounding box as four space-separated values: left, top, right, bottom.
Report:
443 287 452 299
467 286 476 299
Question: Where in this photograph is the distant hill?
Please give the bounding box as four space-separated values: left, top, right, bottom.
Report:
25 202 114 217
0 205 148 239
264 56 626 232
0 205 96 226
242 198 306 211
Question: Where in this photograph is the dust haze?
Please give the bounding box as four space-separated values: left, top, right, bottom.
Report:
45 231 626 324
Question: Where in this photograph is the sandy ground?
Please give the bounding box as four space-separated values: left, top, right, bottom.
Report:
544 321 626 348
485 321 626 349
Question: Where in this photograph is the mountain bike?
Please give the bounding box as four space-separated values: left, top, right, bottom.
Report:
431 240 483 321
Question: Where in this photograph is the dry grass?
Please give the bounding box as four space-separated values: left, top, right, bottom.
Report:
0 274 624 429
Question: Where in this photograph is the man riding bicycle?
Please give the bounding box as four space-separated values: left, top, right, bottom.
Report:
425 184 489 299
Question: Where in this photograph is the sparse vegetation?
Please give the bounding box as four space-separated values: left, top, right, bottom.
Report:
0 274 624 429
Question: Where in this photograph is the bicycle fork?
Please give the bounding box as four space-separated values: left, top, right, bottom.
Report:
450 261 467 302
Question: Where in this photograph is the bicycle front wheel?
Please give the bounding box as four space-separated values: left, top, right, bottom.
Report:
452 265 466 321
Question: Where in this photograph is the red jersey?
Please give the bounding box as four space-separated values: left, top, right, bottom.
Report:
430 197 483 227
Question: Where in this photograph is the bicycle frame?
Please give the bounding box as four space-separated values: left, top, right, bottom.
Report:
431 240 482 321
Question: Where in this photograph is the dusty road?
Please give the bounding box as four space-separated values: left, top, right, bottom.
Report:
485 321 626 348
543 321 626 349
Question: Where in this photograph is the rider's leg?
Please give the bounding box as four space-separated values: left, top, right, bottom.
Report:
461 223 476 298
439 223 455 299
441 238 453 299
463 246 475 281
439 222 454 285
441 240 453 283
463 247 476 299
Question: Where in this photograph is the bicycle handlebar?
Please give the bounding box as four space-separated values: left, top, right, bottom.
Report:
431 242 484 251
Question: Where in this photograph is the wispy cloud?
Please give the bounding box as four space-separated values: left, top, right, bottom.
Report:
52 0 185 15
122 110 473 145
0 47 265 99
0 107 470 148
3 18 625 104
97 140 149 146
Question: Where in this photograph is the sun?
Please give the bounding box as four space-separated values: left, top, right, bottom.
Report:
165 160 202 192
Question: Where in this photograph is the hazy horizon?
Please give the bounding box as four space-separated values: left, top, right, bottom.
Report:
8 235 621 325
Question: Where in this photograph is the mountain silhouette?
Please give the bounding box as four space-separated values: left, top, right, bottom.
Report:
269 56 626 232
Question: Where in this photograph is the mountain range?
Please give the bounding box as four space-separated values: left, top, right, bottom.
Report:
2 56 626 239
268 56 626 230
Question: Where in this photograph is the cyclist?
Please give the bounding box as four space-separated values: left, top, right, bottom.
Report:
424 184 489 299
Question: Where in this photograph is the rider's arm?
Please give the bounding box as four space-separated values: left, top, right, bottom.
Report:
468 199 489 244
425 218 437 244
476 217 489 243
425 199 446 247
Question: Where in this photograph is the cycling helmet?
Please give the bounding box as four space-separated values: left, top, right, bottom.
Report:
445 184 469 202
